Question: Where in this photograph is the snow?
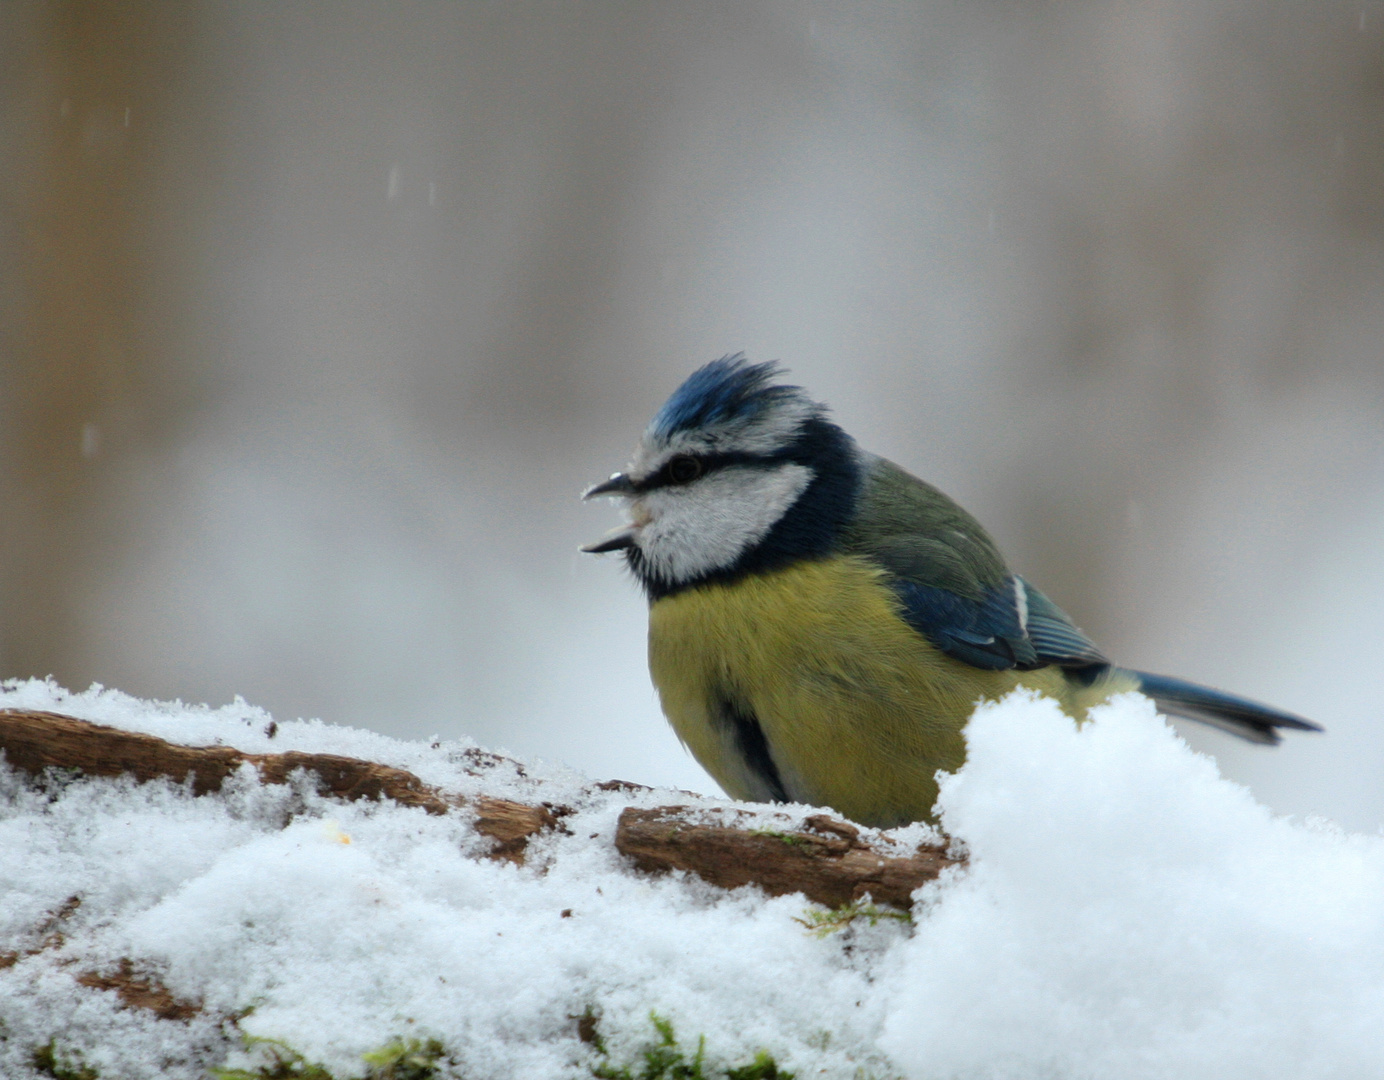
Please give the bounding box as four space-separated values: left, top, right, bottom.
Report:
882 691 1384 1079
2 680 1383 1079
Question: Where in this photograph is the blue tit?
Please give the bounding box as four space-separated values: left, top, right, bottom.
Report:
582 355 1320 828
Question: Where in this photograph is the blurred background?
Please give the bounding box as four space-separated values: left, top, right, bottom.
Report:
3 1 1383 827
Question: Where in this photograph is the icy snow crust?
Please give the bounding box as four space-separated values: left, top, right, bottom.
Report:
2 681 1383 1079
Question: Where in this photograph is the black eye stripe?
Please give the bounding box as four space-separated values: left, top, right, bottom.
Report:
634 451 786 493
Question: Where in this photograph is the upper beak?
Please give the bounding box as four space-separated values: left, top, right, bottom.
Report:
582 472 635 500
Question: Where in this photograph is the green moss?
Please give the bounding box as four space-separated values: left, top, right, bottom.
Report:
588 1012 793 1080
359 1038 451 1080
724 1049 794 1080
589 1012 702 1080
209 1014 798 1080
31 1041 99 1080
211 1034 452 1080
748 829 808 848
210 1037 336 1080
793 900 912 938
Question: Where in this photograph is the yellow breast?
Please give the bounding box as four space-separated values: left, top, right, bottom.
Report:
648 555 1121 827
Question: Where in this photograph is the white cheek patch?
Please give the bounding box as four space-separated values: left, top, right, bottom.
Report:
633 463 814 584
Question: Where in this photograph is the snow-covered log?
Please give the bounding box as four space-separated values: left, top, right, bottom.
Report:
0 708 953 901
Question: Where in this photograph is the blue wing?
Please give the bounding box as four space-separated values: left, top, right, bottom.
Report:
838 457 1109 674
1021 580 1109 669
891 577 1034 670
892 575 1108 673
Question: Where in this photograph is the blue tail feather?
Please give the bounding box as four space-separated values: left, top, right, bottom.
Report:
1128 670 1322 746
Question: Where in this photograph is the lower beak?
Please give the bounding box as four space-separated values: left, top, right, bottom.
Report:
580 527 637 554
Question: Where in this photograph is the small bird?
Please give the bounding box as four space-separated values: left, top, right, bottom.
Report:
582 356 1320 828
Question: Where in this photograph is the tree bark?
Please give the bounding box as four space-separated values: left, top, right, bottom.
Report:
0 708 555 862
615 806 958 910
0 708 959 910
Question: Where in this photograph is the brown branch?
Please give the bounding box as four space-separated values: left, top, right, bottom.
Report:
0 893 202 1021
0 709 555 862
0 708 444 805
0 894 82 971
615 807 958 909
76 961 201 1022
0 708 962 914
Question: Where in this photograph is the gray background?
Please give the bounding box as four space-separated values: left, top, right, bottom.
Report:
4 2 1383 826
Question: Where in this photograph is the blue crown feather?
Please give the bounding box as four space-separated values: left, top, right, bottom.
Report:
650 354 802 439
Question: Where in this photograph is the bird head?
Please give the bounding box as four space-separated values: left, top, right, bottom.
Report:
582 355 860 598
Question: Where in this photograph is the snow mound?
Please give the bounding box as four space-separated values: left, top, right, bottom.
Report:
2 680 1381 1079
883 690 1384 1080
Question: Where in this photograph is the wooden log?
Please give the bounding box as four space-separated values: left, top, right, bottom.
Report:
0 709 556 862
0 708 963 909
615 806 959 909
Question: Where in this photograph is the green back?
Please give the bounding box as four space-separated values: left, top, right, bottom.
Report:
837 456 1011 601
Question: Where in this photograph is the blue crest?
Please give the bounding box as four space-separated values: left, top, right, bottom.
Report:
651 354 801 439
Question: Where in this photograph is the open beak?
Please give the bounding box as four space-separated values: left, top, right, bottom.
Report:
581 472 637 553
582 472 635 499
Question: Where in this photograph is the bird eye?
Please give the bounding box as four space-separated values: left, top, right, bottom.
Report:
667 456 703 484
